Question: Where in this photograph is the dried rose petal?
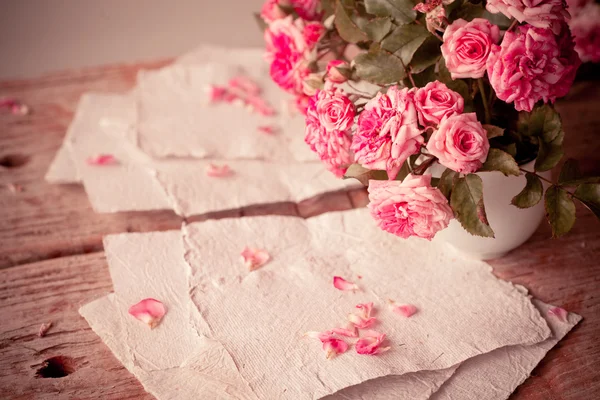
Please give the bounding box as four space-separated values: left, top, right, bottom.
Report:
257 125 279 135
128 298 166 329
245 94 276 116
548 306 568 322
323 338 349 359
38 322 53 337
356 302 373 318
333 276 359 291
241 247 270 271
228 75 261 96
355 330 390 355
388 300 418 318
332 326 358 338
206 163 233 178
86 154 117 166
0 97 29 115
207 84 229 103
348 313 376 329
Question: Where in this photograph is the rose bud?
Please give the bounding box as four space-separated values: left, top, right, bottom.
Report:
326 60 351 84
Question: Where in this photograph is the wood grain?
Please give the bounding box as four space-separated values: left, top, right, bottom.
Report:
1 61 599 399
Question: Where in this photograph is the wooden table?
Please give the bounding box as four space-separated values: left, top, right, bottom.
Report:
0 62 598 400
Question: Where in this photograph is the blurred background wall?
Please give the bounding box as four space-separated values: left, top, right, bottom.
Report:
0 0 265 79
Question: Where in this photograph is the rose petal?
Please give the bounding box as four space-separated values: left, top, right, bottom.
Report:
241 247 271 271
548 306 568 322
304 330 335 341
355 330 389 355
332 326 358 338
323 338 349 359
356 302 374 318
0 97 29 115
86 154 117 166
228 75 261 96
257 125 279 135
38 322 53 337
348 313 376 329
6 183 23 193
128 298 166 329
206 163 234 178
333 276 359 291
388 300 418 318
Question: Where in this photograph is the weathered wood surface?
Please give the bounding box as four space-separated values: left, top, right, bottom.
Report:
0 61 599 399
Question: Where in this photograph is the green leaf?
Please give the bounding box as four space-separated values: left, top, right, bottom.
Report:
437 168 458 199
354 48 406 84
558 159 581 185
574 183 600 218
479 148 520 176
360 17 393 42
483 124 504 139
381 24 430 66
364 0 417 24
448 1 485 22
517 104 563 142
335 0 368 43
451 174 495 238
544 185 576 238
511 173 543 208
344 164 388 185
322 0 337 17
535 136 564 172
409 36 442 74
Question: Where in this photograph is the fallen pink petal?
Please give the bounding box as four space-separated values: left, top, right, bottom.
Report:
128 298 166 329
257 125 279 135
38 322 53 337
548 306 568 322
86 154 117 166
356 302 374 318
228 75 261 96
332 326 358 338
241 247 270 271
6 183 23 193
206 163 233 177
304 330 334 341
322 338 349 359
355 330 390 355
389 300 418 318
0 97 29 115
348 313 376 329
333 276 359 291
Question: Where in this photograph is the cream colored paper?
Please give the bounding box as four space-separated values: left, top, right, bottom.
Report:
182 210 550 399
80 214 580 400
51 93 352 216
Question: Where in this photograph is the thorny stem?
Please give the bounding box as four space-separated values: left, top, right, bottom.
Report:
519 168 553 185
477 79 491 124
413 156 438 175
407 67 417 88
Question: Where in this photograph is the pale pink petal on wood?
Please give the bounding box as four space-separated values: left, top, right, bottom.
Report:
128 298 166 329
548 306 568 322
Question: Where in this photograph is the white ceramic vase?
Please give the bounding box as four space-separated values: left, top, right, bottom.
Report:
432 160 551 260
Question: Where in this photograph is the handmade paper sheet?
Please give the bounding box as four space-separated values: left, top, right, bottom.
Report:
80 212 580 400
49 92 352 216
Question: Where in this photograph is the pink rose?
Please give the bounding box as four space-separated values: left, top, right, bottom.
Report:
265 17 313 94
367 174 453 240
486 24 581 112
441 18 500 79
291 0 323 21
486 0 570 34
304 89 356 177
326 60 350 84
426 113 489 173
413 81 464 127
303 22 325 49
569 3 600 62
352 87 423 180
260 0 287 23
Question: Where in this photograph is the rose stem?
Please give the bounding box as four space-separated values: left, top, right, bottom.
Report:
477 79 491 124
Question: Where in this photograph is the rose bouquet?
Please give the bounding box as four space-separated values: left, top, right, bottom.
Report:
256 0 600 240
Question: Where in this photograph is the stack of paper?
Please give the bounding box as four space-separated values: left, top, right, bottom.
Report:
45 45 353 216
80 209 580 400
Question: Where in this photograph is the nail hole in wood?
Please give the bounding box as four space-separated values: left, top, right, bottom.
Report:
0 153 30 168
35 356 75 378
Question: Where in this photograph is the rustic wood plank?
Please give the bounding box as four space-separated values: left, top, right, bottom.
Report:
0 252 150 399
